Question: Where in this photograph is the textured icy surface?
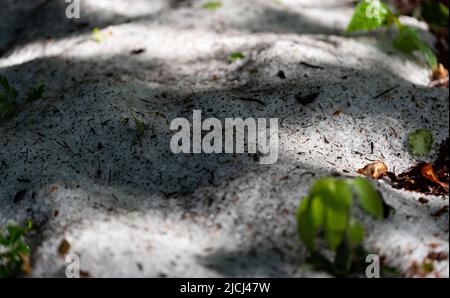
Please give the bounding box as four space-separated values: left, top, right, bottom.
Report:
0 0 448 277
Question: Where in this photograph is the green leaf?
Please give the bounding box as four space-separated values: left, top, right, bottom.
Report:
324 205 349 252
408 128 434 157
347 0 391 32
133 114 149 139
347 219 365 246
352 177 384 219
334 179 353 207
393 25 437 68
203 1 222 10
92 27 103 43
120 117 129 127
0 221 32 277
310 196 325 230
421 0 449 28
26 85 45 103
324 207 348 251
7 225 25 243
393 26 420 53
229 52 245 62
0 76 18 100
325 230 345 252
297 197 316 251
310 178 351 211
16 241 30 255
325 208 348 233
0 234 8 246
0 76 18 119
417 40 438 69
25 220 32 231
422 259 434 272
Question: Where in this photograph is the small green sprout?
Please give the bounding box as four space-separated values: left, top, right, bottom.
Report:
26 85 45 103
120 117 129 127
0 220 33 277
203 1 222 10
132 114 150 139
229 52 245 62
0 77 47 120
408 129 434 157
297 177 386 273
92 27 103 43
0 76 18 119
422 259 434 273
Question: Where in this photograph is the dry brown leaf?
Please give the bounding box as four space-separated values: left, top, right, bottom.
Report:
431 63 449 87
332 109 343 116
432 63 449 80
421 163 449 192
105 28 114 37
58 239 71 257
357 161 388 179
20 253 32 275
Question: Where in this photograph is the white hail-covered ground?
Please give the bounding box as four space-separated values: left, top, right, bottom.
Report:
0 0 448 277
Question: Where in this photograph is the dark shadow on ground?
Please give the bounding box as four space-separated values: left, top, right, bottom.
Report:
0 27 448 276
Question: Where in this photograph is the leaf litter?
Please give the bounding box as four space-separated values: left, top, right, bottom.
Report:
357 138 449 196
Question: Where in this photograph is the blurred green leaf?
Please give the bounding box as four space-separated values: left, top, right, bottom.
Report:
393 25 437 68
26 220 32 231
417 39 438 69
0 76 18 100
229 52 245 62
297 176 387 274
422 259 434 272
347 0 392 32
203 1 222 10
393 25 420 53
408 128 434 156
297 197 316 251
310 178 351 211
92 27 103 43
324 207 348 251
421 0 449 28
310 196 325 230
0 76 18 119
7 225 24 243
352 177 384 219
334 179 353 207
325 230 345 252
0 220 32 277
347 219 365 246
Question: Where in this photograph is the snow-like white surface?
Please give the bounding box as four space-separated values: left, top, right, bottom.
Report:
0 0 448 277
